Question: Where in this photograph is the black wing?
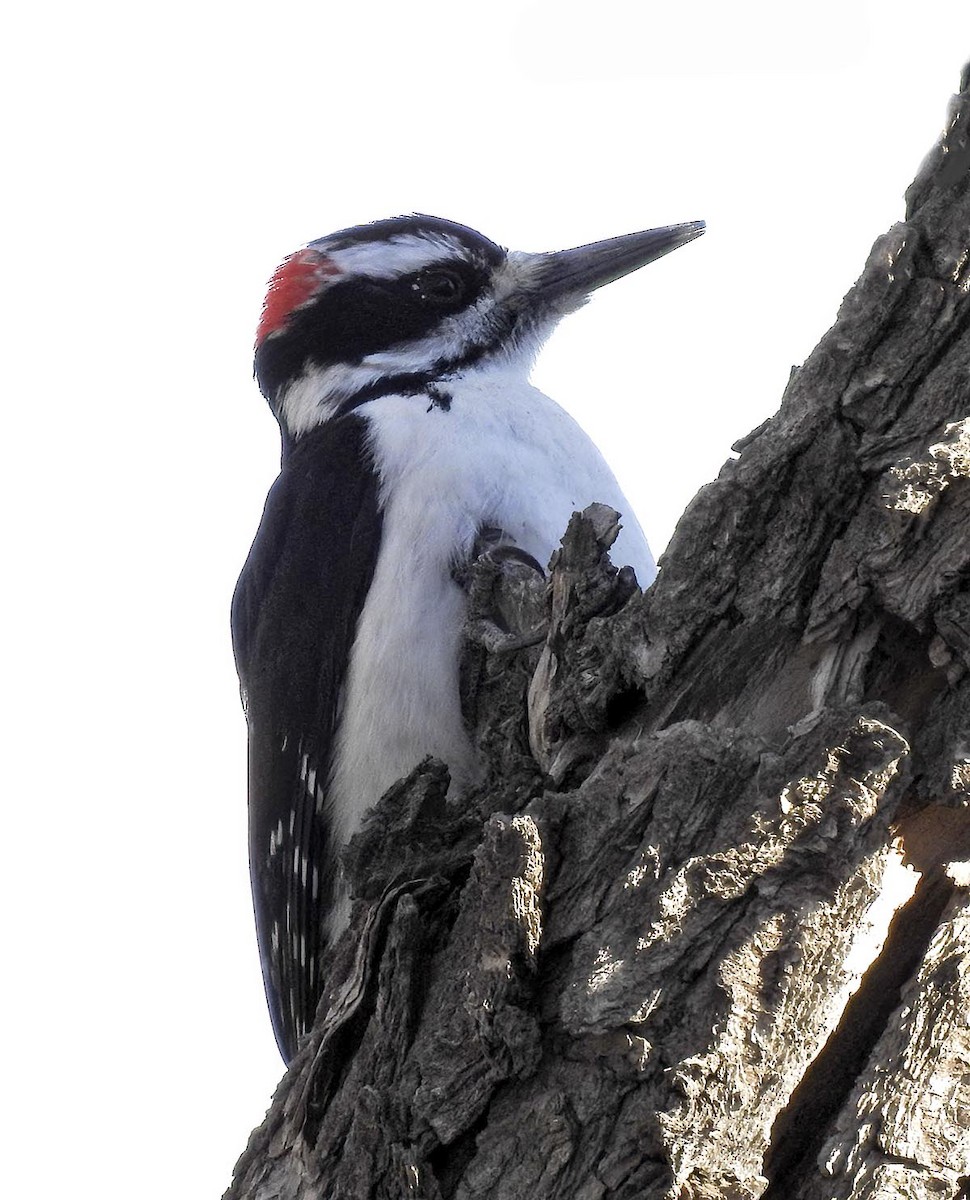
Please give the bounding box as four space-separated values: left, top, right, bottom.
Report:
231 414 383 1062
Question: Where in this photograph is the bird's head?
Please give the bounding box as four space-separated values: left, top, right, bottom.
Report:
254 214 704 440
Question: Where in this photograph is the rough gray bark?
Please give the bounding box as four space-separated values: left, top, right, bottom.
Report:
225 69 970 1200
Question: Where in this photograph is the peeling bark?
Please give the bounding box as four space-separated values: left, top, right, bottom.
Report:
225 67 970 1200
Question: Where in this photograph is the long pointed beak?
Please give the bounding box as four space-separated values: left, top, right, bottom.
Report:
534 221 705 300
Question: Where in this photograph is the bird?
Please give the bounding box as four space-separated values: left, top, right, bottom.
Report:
232 213 704 1062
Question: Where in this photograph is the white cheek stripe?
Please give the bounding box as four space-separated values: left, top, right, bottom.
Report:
277 310 507 438
278 349 449 438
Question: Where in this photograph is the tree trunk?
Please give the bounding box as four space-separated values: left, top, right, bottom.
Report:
225 67 970 1200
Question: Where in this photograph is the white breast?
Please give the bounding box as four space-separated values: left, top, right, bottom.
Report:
326 365 654 851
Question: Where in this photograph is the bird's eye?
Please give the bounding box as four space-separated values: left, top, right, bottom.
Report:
412 269 466 307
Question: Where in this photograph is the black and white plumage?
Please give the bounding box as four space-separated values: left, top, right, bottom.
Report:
233 214 704 1062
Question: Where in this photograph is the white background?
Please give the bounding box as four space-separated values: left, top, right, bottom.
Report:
2 1 966 1193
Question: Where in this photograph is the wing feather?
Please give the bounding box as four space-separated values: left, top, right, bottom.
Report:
232 414 382 1062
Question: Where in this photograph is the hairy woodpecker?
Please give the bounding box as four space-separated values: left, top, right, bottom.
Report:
233 214 704 1062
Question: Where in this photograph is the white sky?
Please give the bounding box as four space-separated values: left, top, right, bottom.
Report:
2 2 965 1194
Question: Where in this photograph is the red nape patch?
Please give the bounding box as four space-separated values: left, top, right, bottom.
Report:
256 249 342 345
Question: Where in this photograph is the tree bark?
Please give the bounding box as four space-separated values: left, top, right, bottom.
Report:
225 67 970 1200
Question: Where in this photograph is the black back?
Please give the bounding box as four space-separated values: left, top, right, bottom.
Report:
231 413 383 1061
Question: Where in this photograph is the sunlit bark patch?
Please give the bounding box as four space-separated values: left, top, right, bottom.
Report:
587 946 626 994
884 417 970 514
510 814 544 955
950 758 970 793
781 717 909 821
